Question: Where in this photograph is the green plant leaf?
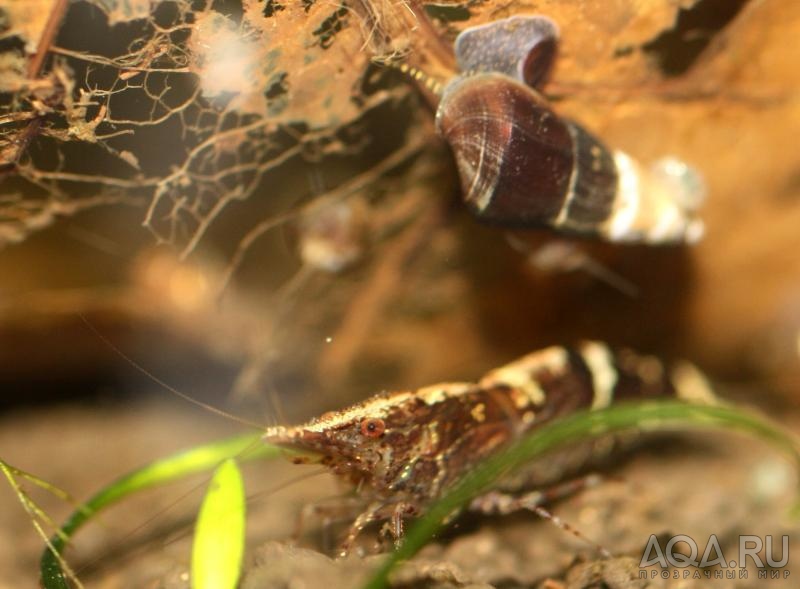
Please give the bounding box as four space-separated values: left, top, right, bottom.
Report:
192 458 246 589
362 401 800 589
40 433 309 589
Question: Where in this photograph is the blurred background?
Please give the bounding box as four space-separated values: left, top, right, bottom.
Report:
1 0 799 587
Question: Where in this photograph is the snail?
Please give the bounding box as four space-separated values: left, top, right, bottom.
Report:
433 15 705 245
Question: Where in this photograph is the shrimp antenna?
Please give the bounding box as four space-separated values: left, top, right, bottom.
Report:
78 314 267 431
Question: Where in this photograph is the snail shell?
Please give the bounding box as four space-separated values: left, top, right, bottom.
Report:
436 73 704 244
454 15 559 89
436 73 617 233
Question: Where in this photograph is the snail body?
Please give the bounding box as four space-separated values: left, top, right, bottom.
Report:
434 16 705 244
453 15 559 90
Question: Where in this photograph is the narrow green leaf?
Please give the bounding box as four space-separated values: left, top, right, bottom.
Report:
362 401 800 589
40 433 309 589
192 459 246 589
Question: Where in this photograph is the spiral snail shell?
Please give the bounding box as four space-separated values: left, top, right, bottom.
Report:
435 16 705 244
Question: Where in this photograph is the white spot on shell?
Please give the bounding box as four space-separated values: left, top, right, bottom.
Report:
480 346 569 406
604 151 706 245
671 361 716 405
606 151 641 241
471 403 486 422
579 342 617 410
417 383 475 404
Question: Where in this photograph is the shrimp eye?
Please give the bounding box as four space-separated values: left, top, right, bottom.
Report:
360 418 385 438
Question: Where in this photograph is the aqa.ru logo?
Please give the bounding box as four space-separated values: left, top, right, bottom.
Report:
639 534 790 581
